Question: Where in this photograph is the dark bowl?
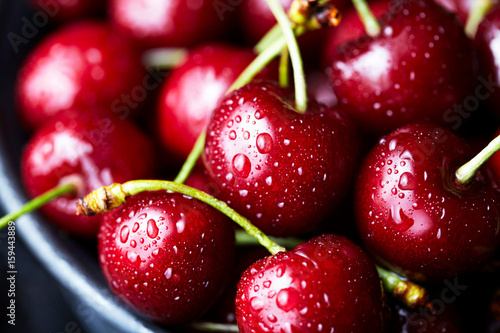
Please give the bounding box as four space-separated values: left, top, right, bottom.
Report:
0 1 171 332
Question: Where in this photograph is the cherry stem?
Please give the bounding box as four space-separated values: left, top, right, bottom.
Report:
255 24 283 54
465 0 493 38
190 322 239 332
173 129 206 184
455 134 500 186
352 0 380 37
279 46 290 88
264 0 308 112
0 183 76 229
235 229 303 249
376 266 429 308
142 47 188 69
76 180 286 255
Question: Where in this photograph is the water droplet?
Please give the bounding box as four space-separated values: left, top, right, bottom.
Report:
147 219 159 239
276 288 299 312
278 202 284 208
389 139 397 151
227 120 234 127
229 130 237 140
235 115 242 123
127 251 139 263
250 296 264 312
266 176 273 186
276 265 286 277
263 280 271 288
152 249 160 257
176 214 186 233
391 187 397 195
256 133 274 154
130 240 137 248
297 167 303 175
239 189 248 197
243 131 250 140
398 172 417 190
119 225 130 243
267 314 277 323
232 154 251 178
284 139 290 146
132 222 139 232
165 268 172 279
255 111 264 119
437 228 442 239
138 213 147 220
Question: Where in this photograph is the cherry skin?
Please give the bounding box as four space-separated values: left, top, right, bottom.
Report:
157 43 277 162
355 122 500 282
21 109 156 236
235 234 386 332
16 21 145 131
98 190 235 324
203 80 361 237
325 0 476 136
108 0 227 50
28 0 103 22
475 6 500 119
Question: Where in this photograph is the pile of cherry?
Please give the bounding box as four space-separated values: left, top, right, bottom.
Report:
6 0 500 331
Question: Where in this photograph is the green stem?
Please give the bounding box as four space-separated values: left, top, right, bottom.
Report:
264 0 308 112
279 47 290 88
352 0 380 37
0 183 76 229
190 322 239 332
465 0 493 38
173 129 206 184
78 181 286 255
255 23 283 54
376 266 428 308
455 134 500 186
235 229 303 249
142 47 188 69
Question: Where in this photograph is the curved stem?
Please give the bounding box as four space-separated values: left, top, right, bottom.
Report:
0 183 76 229
465 0 493 38
173 129 206 184
142 47 188 69
455 134 500 186
190 322 239 332
255 23 283 54
264 0 308 112
235 229 303 249
77 181 286 255
376 266 429 308
279 47 290 88
352 0 380 37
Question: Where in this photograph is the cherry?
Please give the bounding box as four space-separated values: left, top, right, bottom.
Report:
108 0 227 50
157 43 278 162
97 190 235 324
325 0 476 136
235 234 386 332
28 0 103 22
202 80 361 236
355 122 500 282
21 109 156 236
15 21 145 131
475 6 500 118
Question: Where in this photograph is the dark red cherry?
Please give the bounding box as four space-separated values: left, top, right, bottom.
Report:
98 190 235 324
157 43 277 161
28 0 103 22
355 122 500 282
325 0 476 136
235 234 386 332
16 21 145 131
108 0 227 50
202 81 361 236
21 109 156 236
475 6 500 119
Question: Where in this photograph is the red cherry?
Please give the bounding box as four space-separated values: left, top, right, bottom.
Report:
235 234 386 332
355 122 500 282
203 81 361 236
21 109 156 236
108 0 227 50
98 190 235 324
325 0 476 136
475 6 500 118
28 0 103 22
157 43 277 161
15 21 145 131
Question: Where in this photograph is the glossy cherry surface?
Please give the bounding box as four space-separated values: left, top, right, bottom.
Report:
235 234 386 332
355 123 500 282
21 109 156 236
203 81 361 236
325 0 476 136
108 0 227 49
29 0 103 22
157 43 277 161
475 6 500 119
16 21 144 131
98 190 235 324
